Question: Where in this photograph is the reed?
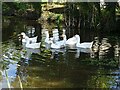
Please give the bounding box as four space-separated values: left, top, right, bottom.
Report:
18 75 23 90
5 70 11 90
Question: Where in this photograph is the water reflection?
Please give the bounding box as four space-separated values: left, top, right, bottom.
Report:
17 58 28 83
50 48 66 61
26 26 36 37
21 48 41 60
75 48 92 59
91 37 118 60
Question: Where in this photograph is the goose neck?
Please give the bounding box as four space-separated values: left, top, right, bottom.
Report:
63 35 67 41
76 35 80 43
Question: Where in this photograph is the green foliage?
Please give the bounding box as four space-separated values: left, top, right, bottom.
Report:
2 3 10 13
2 2 42 17
3 2 29 15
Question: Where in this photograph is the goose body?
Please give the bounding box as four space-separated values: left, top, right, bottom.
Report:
25 36 41 49
75 34 93 49
66 35 77 45
44 31 53 44
51 30 67 49
51 42 65 49
76 42 93 48
55 35 67 47
51 42 61 49
26 42 41 49
21 32 37 44
50 36 66 49
26 39 41 49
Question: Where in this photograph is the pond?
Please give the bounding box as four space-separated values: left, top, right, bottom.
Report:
1 16 120 89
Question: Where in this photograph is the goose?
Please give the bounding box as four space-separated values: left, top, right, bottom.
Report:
50 36 66 49
75 35 93 49
66 35 78 45
50 41 62 49
51 31 67 49
21 32 38 44
55 34 67 47
55 29 66 46
44 31 53 44
25 38 41 49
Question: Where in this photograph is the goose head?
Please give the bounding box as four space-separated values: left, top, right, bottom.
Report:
20 32 30 43
21 32 26 39
18 32 27 43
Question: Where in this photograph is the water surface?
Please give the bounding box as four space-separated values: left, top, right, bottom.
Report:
1 17 120 89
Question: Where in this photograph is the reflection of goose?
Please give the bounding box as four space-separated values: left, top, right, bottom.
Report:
27 27 35 37
50 48 66 60
99 38 112 51
25 48 40 60
99 38 113 59
26 38 41 49
21 32 37 44
75 48 92 58
75 35 93 49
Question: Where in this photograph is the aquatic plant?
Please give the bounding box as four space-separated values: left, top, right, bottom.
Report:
5 70 11 89
18 75 23 89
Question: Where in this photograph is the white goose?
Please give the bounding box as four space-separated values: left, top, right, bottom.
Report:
44 31 53 44
55 35 67 47
50 35 66 49
21 32 38 44
50 41 61 49
75 34 93 49
25 38 41 49
51 29 67 49
66 35 78 45
55 29 66 46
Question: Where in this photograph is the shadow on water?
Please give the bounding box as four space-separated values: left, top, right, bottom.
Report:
1 17 120 88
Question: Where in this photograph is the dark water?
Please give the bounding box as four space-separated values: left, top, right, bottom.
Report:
1 17 120 89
